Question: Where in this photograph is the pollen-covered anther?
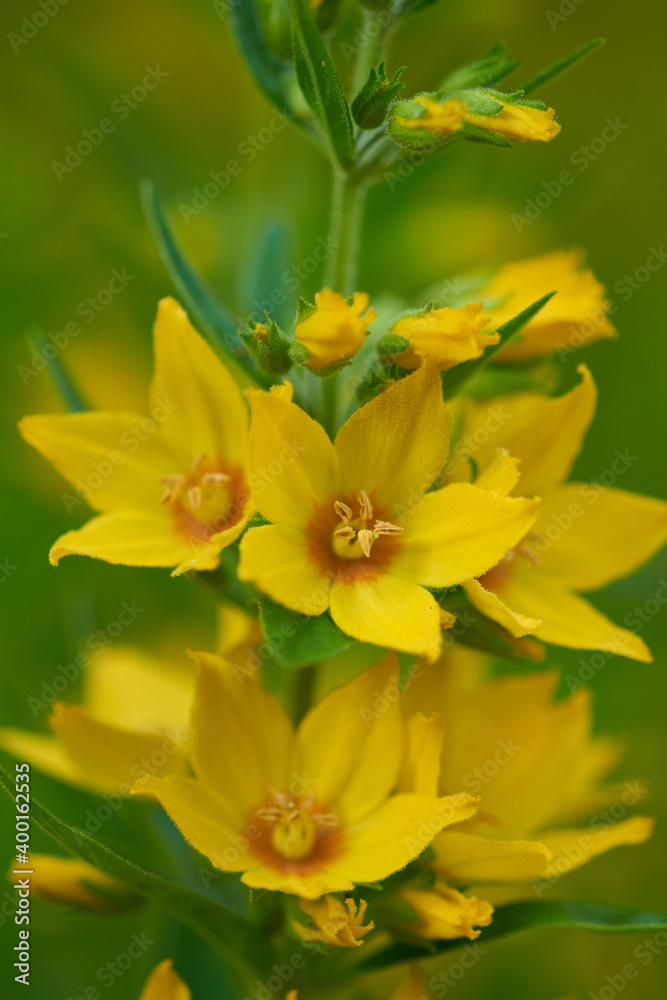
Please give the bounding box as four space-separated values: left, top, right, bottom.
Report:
358 489 373 520
188 485 202 510
158 474 185 505
332 491 403 558
201 471 230 485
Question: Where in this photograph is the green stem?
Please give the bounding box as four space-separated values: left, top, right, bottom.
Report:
352 8 397 95
324 170 367 296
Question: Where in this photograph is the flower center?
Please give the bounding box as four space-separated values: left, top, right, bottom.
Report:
332 490 403 560
478 532 544 591
253 789 339 866
158 454 242 542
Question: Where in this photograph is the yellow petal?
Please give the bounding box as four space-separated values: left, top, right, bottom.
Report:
10 855 134 911
329 573 442 660
294 896 374 947
171 515 251 577
389 967 430 1000
238 524 331 616
85 645 193 734
451 365 596 496
0 729 87 789
334 364 450 518
188 652 294 827
536 484 667 592
399 883 494 939
139 960 191 1000
539 816 654 878
391 302 498 372
131 774 252 871
246 384 339 528
49 509 196 568
501 572 652 662
19 412 180 511
475 448 521 495
297 655 403 824
323 792 479 886
432 830 553 882
398 712 444 798
463 577 540 638
241 864 354 900
394 484 540 587
50 703 187 794
149 297 249 466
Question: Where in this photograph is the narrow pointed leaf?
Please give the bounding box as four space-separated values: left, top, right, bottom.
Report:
26 331 87 412
521 38 605 95
359 899 667 969
229 0 293 112
442 291 555 399
289 0 354 167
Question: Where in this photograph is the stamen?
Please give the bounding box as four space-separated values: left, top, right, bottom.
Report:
202 471 229 485
357 489 373 520
188 485 202 510
191 453 207 476
357 528 374 558
334 500 353 521
334 525 356 540
373 520 403 536
517 544 541 567
158 475 185 486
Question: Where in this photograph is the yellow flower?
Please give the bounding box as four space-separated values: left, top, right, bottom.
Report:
132 653 479 898
389 303 498 371
396 95 560 143
483 250 617 360
399 882 493 939
294 289 376 371
19 298 253 575
293 895 374 947
238 364 540 660
139 960 190 1000
449 365 667 660
0 645 192 794
9 855 137 911
402 651 654 890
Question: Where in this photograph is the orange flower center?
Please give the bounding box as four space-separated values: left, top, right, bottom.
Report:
248 789 342 873
478 532 543 592
158 453 247 543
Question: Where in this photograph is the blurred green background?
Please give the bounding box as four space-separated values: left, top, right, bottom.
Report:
1 0 665 997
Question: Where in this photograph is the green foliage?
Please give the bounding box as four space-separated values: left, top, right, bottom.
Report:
258 597 366 667
289 0 354 166
521 37 605 95
26 331 87 412
229 0 293 112
352 62 406 130
441 42 521 93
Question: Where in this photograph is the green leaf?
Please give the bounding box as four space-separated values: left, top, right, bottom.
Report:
359 899 667 970
441 291 555 400
290 0 354 167
242 220 293 328
520 37 605 95
440 42 521 93
258 597 366 667
26 331 87 412
229 0 293 112
140 179 248 367
0 764 269 979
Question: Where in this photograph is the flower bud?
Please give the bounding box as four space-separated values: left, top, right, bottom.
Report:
293 289 376 373
387 302 498 371
352 62 405 130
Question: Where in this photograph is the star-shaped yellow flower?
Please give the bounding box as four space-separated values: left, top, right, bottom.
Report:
19 298 253 575
132 653 478 899
238 364 540 660
449 365 667 660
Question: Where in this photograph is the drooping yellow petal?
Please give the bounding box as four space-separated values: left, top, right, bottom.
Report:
10 855 136 911
188 652 294 827
246 384 340 528
329 573 442 660
334 364 450 518
322 792 479 886
475 448 521 495
85 646 193 734
432 830 553 882
398 712 444 798
399 883 493 939
0 729 87 789
394 484 540 587
238 523 331 616
149 297 249 466
450 365 596 497
49 509 195 568
240 864 353 900
501 571 652 662
463 577 540 638
19 412 180 512
539 816 654 878
297 656 402 824
293 896 374 947
139 960 191 1000
535 484 667 592
50 703 187 794
131 774 253 870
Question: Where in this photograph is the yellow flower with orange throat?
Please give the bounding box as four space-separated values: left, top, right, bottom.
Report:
238 363 540 660
132 653 479 899
19 298 253 576
294 289 376 372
